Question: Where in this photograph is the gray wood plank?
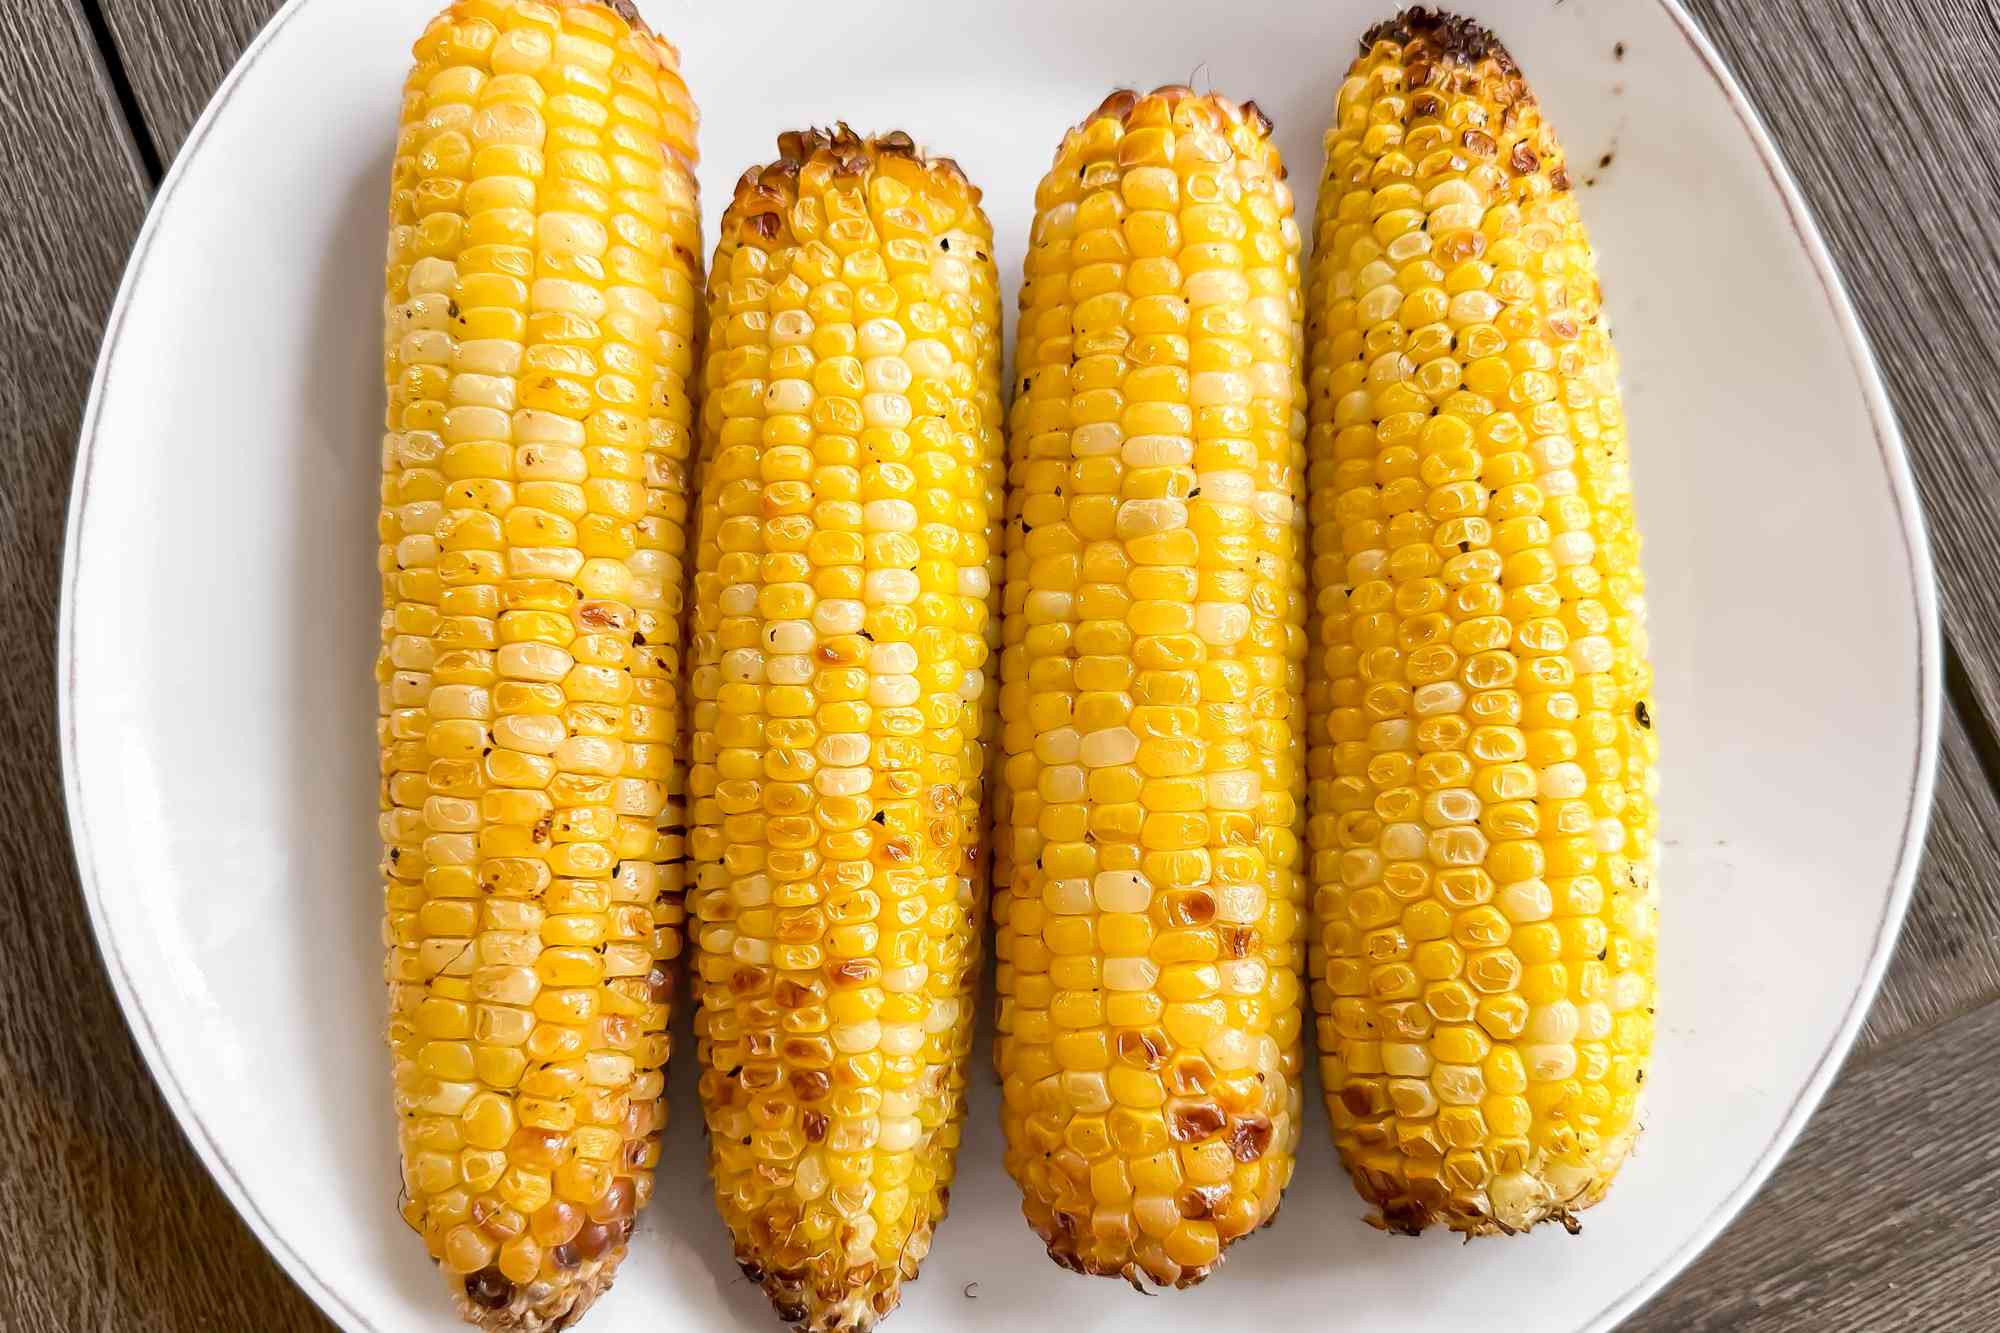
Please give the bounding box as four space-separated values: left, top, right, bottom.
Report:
0 2 324 1329
1633 994 2000 1331
1861 690 2000 1048
100 0 283 163
1683 0 2000 725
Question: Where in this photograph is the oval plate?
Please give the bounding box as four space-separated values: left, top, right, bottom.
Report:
61 1 1937 1329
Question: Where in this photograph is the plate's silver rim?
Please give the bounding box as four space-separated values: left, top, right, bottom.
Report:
1583 2 1941 1325
53 0 371 1325
54 2 1941 1330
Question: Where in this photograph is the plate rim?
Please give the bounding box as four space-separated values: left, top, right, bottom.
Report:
1583 1 1941 1320
55 1 1942 1329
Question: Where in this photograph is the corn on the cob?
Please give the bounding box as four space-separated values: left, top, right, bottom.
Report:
1304 8 1659 1237
993 87 1309 1288
687 128 1003 1332
376 1 700 1324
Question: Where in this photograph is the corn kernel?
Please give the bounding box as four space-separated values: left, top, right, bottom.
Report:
379 6 695 1319
1305 17 1657 1237
999 86 1305 1287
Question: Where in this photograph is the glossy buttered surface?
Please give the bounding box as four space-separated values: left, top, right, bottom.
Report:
374 6 701 1325
688 129 1004 1330
994 87 1309 1288
62 1 1933 1331
1304 19 1657 1238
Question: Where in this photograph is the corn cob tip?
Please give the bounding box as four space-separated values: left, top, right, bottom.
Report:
1072 84 1274 138
728 125 981 227
1348 8 1568 191
772 124 917 162
733 1226 933 1333
539 0 694 115
449 1248 621 1332
1043 85 1285 187
1360 7 1518 72
548 0 648 40
1352 1113 1641 1237
1031 1201 1287 1290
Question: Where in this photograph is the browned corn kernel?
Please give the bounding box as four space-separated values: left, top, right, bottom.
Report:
993 86 1309 1290
1304 8 1659 1238
687 126 1003 1332
376 1 699 1326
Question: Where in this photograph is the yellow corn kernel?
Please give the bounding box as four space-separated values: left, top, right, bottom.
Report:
688 126 1002 1332
377 2 696 1323
996 86 1306 1291
1306 12 1658 1238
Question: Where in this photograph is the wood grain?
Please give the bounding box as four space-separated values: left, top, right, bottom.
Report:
97 0 282 164
1631 995 2000 1331
1862 693 2000 1048
8 0 1998 1330
0 2 324 1330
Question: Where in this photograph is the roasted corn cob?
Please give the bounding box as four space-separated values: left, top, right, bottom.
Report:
376 1 700 1324
993 87 1309 1288
687 128 1003 1331
1304 8 1659 1236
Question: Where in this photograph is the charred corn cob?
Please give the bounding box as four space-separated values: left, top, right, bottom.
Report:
687 128 1003 1332
1304 8 1659 1236
993 87 1309 1288
376 1 700 1324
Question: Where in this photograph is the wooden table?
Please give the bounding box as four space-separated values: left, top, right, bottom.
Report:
4 2 1994 1327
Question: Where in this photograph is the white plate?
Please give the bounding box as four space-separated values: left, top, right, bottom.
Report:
61 1 1937 1329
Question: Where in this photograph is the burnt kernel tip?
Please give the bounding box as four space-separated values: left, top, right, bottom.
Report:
757 125 970 197
565 0 650 37
1362 7 1519 75
464 1268 515 1311
1079 85 1275 144
1094 88 1142 121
